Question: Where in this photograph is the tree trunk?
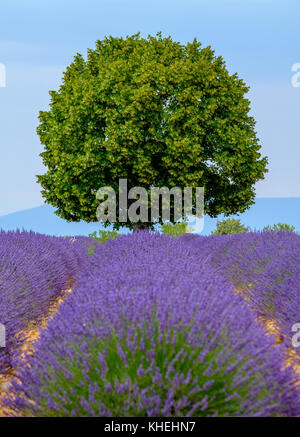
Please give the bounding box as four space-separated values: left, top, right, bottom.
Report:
132 222 151 232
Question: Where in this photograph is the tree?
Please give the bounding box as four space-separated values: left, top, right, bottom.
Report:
211 218 250 235
36 32 268 231
263 223 296 233
161 221 194 238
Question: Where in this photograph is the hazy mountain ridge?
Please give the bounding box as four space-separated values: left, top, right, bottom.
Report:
0 198 299 237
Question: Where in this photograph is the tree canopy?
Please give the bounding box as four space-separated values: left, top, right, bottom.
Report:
263 223 296 233
211 218 250 235
36 32 268 230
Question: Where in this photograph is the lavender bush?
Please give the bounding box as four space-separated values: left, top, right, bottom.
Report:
0 230 90 376
182 231 300 355
5 232 299 417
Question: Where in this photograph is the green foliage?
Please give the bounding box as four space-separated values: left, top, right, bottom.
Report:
263 222 296 233
26 317 250 417
87 239 96 257
88 230 121 244
161 221 194 237
211 218 250 235
36 32 268 230
87 230 121 256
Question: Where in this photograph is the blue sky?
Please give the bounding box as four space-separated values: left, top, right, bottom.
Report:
0 0 300 216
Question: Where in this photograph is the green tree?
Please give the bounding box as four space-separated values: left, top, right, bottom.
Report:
161 221 194 237
87 230 121 256
211 218 250 235
88 229 121 244
263 222 296 233
36 32 268 231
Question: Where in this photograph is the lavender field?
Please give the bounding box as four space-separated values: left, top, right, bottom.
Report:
1 229 300 417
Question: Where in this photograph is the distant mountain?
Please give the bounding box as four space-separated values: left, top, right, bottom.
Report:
0 204 125 237
208 197 300 234
0 198 299 237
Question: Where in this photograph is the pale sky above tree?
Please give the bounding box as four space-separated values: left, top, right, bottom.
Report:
0 0 299 216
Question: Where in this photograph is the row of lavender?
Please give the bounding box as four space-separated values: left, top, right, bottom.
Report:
182 230 300 355
4 231 300 416
0 230 91 377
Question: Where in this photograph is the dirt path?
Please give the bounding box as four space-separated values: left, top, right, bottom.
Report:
255 314 300 379
0 278 73 416
235 285 300 380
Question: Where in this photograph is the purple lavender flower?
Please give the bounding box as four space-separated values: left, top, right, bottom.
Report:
3 231 299 417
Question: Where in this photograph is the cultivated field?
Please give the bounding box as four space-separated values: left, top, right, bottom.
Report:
0 230 300 416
